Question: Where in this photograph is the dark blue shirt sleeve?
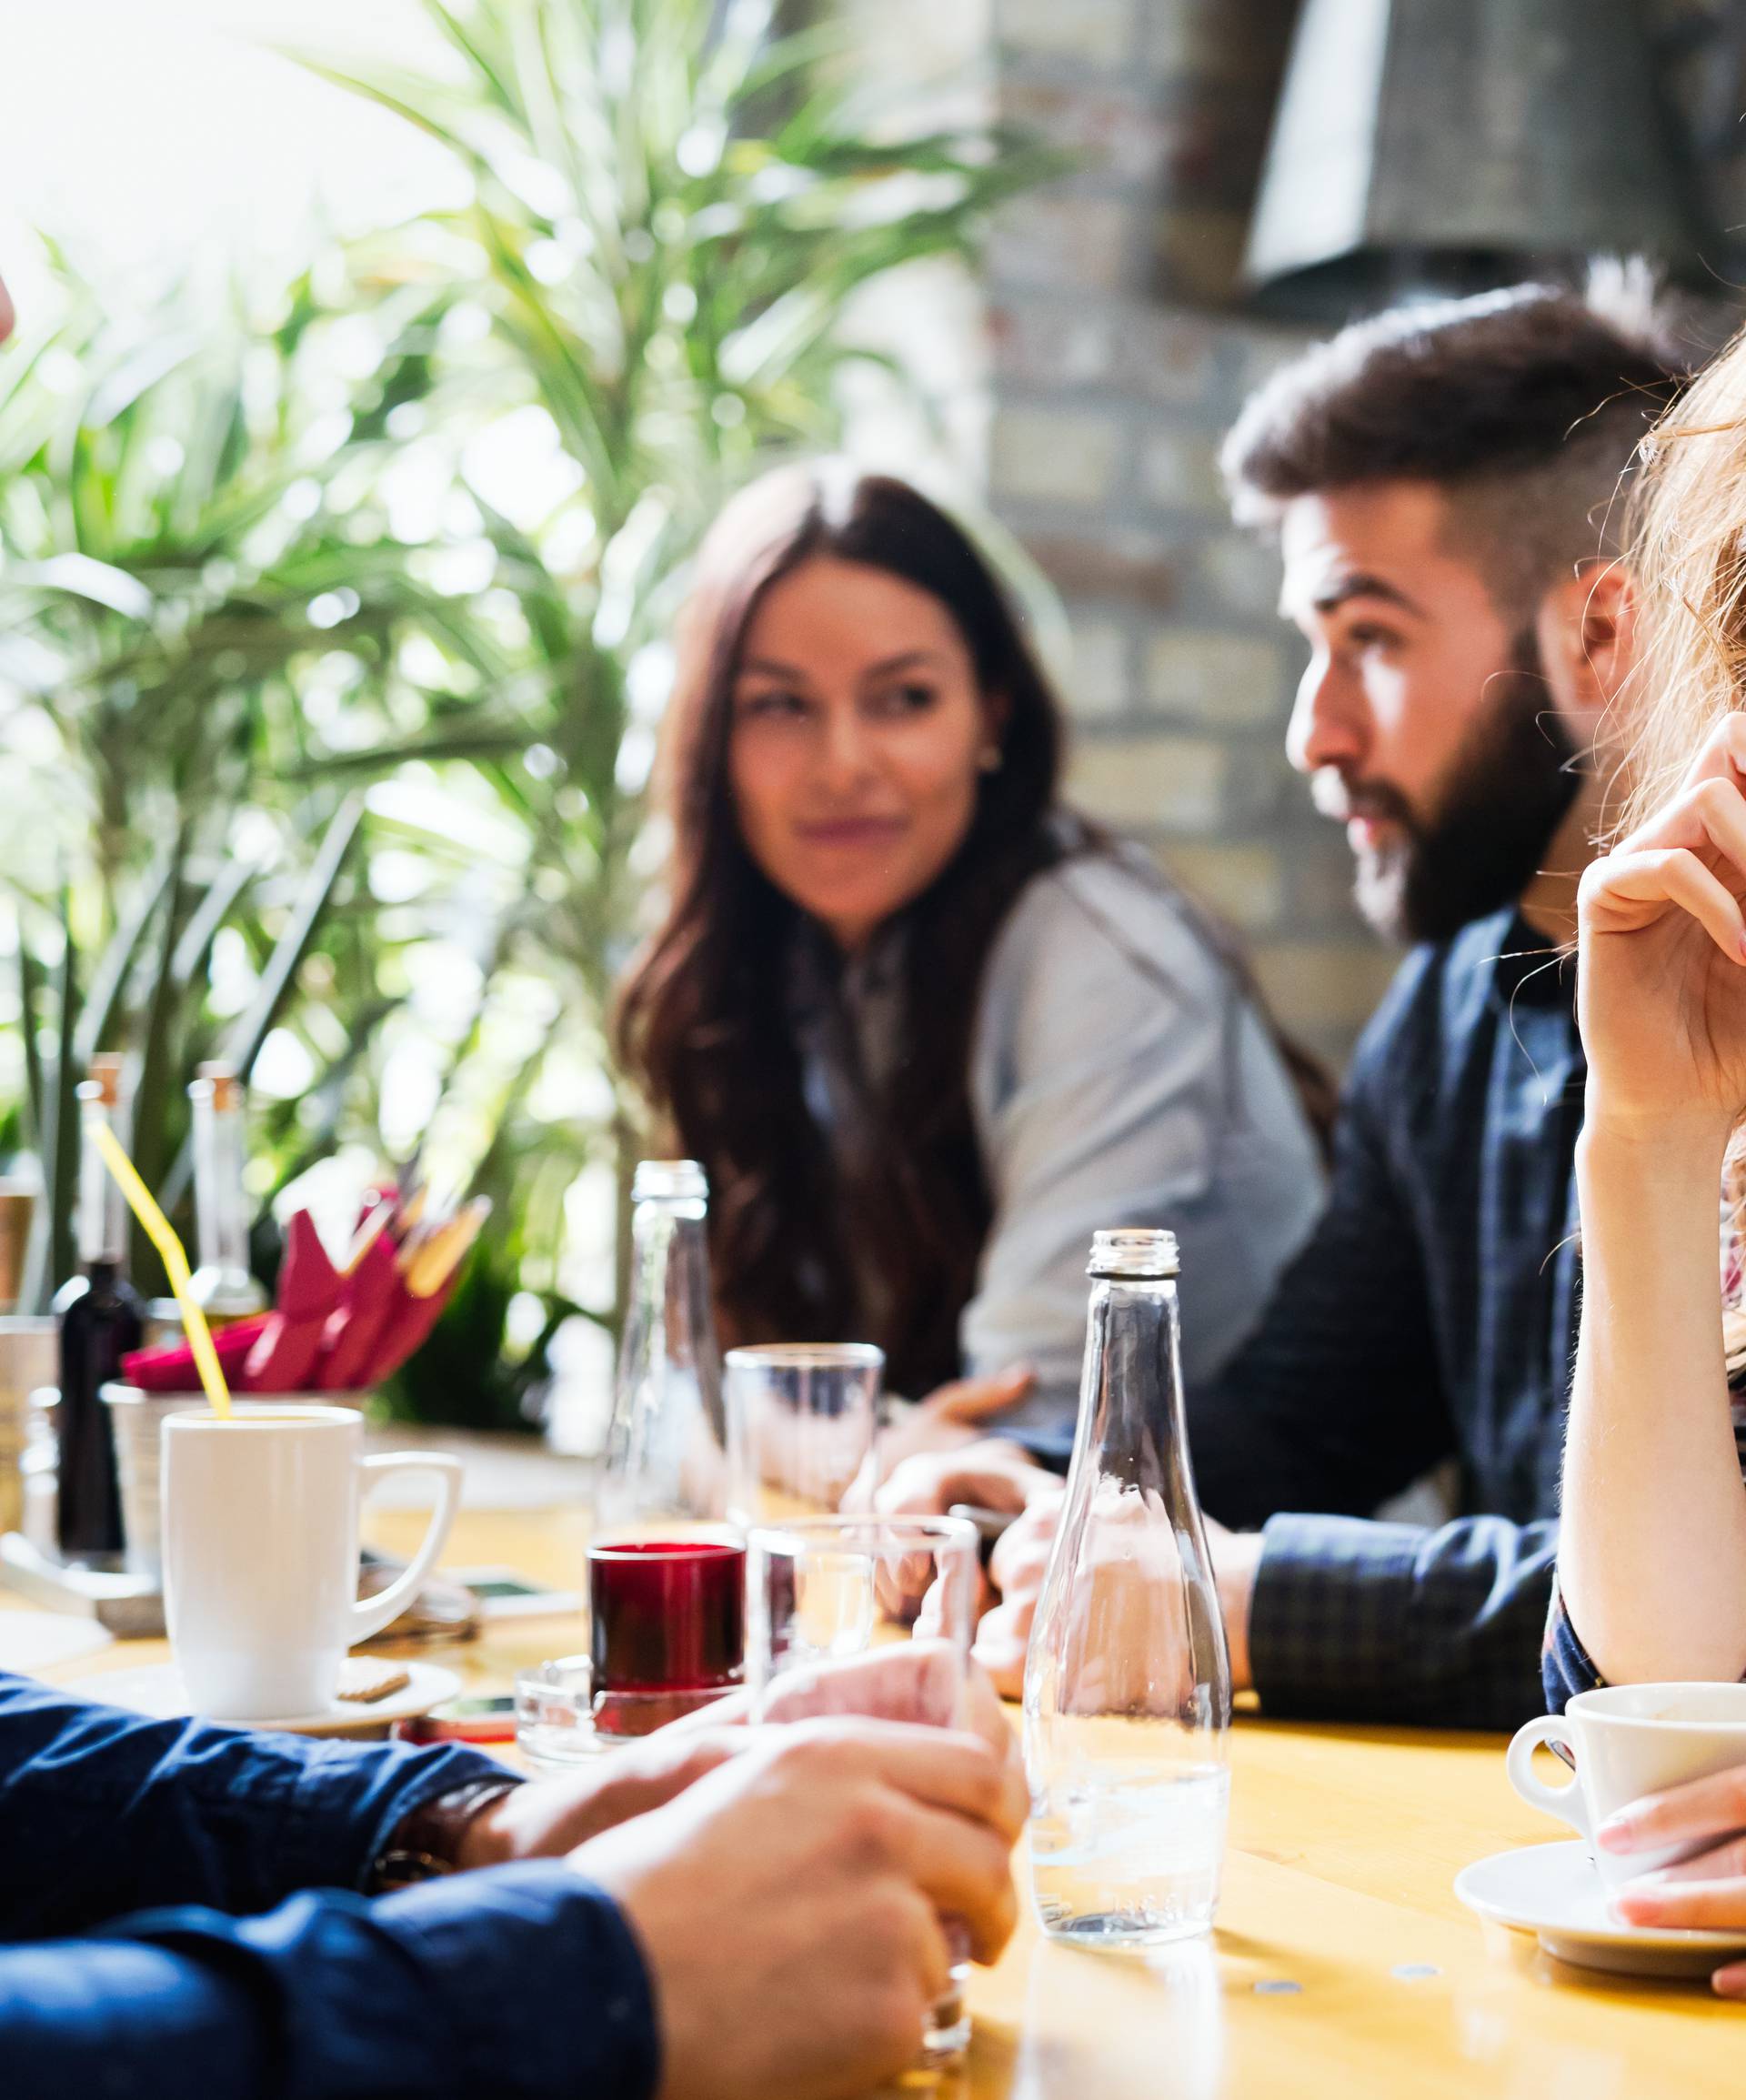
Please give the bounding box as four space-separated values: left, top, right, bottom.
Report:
0 1671 511 1937
1185 979 1546 1731
0 1864 658 2100
1541 1571 1606 1713
1185 1015 1454 1527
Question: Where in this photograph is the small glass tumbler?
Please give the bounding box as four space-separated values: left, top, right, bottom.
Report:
725 1343 883 1527
746 1512 980 2065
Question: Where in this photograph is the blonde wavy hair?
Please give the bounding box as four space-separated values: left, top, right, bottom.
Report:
1621 328 1746 832
1619 327 1746 1372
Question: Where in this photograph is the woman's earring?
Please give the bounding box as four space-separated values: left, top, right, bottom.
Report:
978 744 1003 774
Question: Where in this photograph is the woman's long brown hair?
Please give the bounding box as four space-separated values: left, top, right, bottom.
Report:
614 464 1330 1395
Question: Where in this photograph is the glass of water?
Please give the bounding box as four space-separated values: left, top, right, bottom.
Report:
724 1343 883 1526
745 1512 980 2063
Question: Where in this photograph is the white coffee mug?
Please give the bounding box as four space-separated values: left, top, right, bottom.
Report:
1508 1682 1746 1896
163 1403 461 1721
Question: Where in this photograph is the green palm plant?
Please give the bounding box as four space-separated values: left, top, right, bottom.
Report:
0 270 527 1301
1 0 1044 1418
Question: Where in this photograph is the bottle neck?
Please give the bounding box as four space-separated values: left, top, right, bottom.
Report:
75 1106 125 1271
192 1089 251 1276
1079 1274 1186 1481
619 1198 720 1392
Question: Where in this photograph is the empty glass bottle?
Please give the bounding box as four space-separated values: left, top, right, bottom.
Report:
188 1065 266 1328
596 1160 729 1537
1025 1227 1230 1946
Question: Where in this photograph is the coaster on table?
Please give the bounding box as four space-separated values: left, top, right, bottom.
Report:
336 1657 412 1704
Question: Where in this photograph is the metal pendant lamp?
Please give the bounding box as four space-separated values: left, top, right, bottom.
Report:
1244 0 1704 310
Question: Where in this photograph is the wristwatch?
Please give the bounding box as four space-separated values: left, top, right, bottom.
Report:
366 1773 524 1892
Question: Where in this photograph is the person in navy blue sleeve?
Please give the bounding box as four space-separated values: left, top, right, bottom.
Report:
0 266 1023 2100
881 286 1687 1733
0 1662 1023 2100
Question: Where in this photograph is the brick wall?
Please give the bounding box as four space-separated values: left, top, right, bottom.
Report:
981 0 1397 1070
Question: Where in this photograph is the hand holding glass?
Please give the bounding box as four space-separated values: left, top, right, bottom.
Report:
746 1512 983 2063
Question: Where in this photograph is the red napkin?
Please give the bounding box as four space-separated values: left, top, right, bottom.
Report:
244 1209 342 1392
314 1232 402 1391
121 1314 271 1392
358 1280 454 1387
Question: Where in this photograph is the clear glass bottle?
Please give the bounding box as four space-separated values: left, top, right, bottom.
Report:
53 1061 145 1561
596 1160 729 1537
1025 1227 1231 1946
187 1064 266 1327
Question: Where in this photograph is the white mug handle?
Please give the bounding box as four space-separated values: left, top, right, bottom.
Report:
1506 1713 1588 1838
350 1452 463 1643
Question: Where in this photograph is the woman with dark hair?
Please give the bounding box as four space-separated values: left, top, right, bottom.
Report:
615 463 1328 1450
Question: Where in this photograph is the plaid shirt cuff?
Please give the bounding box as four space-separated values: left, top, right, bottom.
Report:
1248 1513 1420 1713
1247 1511 1555 1730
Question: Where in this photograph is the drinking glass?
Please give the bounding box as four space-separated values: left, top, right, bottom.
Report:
725 1343 883 1526
746 1512 980 2064
587 1535 746 1737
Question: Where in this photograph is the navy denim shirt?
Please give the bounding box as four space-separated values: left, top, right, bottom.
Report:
0 1672 658 2099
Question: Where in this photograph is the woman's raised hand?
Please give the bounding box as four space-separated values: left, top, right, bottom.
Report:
1578 714 1746 1136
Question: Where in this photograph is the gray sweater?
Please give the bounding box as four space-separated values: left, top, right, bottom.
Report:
797 847 1327 1432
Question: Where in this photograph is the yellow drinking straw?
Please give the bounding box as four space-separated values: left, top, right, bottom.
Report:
86 1119 232 1420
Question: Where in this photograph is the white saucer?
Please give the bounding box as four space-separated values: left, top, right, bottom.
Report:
0 1612 114 1673
1457 1840 1746 1977
55 1658 461 1736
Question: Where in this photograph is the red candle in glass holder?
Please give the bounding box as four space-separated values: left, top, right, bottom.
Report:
587 1538 746 1736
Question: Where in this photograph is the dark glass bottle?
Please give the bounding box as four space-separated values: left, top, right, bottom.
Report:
53 1064 144 1561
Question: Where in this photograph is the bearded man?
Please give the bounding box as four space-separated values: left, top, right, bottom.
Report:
888 286 1689 1731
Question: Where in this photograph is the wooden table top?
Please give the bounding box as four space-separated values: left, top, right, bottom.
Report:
26 1502 1746 2098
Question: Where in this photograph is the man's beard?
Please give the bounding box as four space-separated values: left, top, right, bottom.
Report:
1335 630 1582 946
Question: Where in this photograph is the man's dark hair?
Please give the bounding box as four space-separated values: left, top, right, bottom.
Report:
1221 284 1687 615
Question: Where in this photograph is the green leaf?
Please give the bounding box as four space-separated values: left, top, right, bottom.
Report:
71 845 179 1069
224 794 366 1085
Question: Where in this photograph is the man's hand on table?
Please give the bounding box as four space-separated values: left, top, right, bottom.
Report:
867 1433 1067 1615
457 1643 1023 1867
874 1432 1060 1523
969 1486 1261 1701
453 1727 744 1869
843 1368 1038 1503
570 1710 1023 2099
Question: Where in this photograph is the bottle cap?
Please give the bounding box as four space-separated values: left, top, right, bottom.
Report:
192 1062 243 1111
83 1056 124 1110
633 1159 707 1203
1087 1228 1179 1280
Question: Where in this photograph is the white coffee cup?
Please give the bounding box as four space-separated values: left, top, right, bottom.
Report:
1508 1682 1746 1897
163 1403 461 1721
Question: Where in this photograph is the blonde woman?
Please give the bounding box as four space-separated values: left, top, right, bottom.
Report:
1553 327 1746 1981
